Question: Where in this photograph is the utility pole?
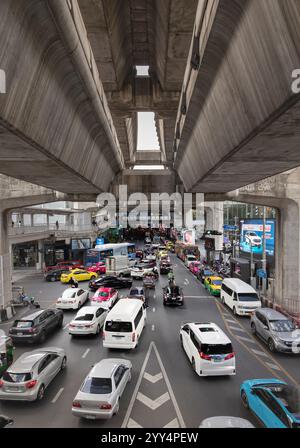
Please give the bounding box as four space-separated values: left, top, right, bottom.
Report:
250 242 254 287
262 206 267 295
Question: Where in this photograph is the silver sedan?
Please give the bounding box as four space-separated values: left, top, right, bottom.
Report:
0 347 66 401
72 358 132 419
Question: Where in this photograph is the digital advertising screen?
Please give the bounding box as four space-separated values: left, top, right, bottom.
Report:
240 219 275 256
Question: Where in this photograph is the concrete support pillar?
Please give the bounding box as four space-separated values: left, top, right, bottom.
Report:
0 210 12 309
36 240 44 272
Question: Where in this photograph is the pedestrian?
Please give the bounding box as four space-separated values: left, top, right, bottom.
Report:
11 221 14 228
18 220 22 228
55 220 59 230
69 276 78 288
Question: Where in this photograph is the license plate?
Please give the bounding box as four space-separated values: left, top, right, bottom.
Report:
17 332 23 336
6 387 21 392
213 357 223 362
85 415 96 420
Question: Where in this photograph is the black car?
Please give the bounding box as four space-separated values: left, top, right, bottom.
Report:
160 261 172 275
9 309 64 344
44 269 70 282
89 275 133 291
0 415 13 428
163 285 184 306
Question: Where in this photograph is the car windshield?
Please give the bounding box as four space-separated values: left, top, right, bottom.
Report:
238 293 259 302
105 321 132 332
130 289 141 296
2 372 32 383
75 314 94 321
63 291 76 299
269 320 296 332
169 286 180 295
212 280 222 286
268 385 300 414
204 270 213 275
14 321 33 329
81 377 112 394
201 343 233 355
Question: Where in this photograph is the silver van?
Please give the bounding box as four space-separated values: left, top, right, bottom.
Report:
250 308 300 353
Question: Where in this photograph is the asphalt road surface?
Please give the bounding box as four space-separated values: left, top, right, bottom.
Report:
1 251 300 428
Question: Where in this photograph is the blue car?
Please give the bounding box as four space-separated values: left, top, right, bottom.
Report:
240 379 300 428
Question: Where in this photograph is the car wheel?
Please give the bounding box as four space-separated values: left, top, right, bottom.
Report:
96 325 101 335
221 296 225 304
241 390 249 409
268 338 275 352
113 399 120 416
233 307 237 316
251 323 257 335
128 371 132 383
57 318 63 328
78 301 81 309
50 277 56 282
180 335 183 347
37 385 45 401
60 356 67 371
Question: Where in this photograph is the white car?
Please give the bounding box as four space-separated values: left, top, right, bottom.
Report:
185 254 197 267
69 306 108 336
0 348 66 401
130 265 154 279
180 322 236 377
145 254 156 261
199 417 255 428
72 358 132 419
56 288 89 310
245 231 262 247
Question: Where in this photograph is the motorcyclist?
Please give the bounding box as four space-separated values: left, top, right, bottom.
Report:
168 269 175 285
18 292 33 305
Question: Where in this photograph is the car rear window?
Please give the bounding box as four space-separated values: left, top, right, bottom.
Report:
105 321 132 332
81 377 112 394
201 343 233 355
2 372 32 382
14 320 33 329
75 314 94 321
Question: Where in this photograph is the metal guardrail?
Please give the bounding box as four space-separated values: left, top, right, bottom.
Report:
282 299 300 316
8 225 97 237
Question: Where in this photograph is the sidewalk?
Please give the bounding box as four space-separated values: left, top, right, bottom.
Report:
12 268 41 283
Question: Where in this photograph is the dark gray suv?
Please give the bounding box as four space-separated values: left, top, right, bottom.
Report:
9 309 64 344
250 308 300 353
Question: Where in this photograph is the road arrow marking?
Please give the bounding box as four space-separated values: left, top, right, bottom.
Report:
144 372 163 383
164 418 179 428
127 418 142 428
137 392 170 410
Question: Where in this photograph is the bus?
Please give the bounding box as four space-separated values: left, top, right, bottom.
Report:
84 243 136 266
175 241 200 262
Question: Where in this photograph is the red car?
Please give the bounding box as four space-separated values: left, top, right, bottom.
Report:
189 261 201 276
44 260 83 272
86 262 106 275
91 287 118 309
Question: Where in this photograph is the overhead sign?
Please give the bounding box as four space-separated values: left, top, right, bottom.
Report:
257 269 267 278
96 237 104 245
223 225 238 231
182 230 195 245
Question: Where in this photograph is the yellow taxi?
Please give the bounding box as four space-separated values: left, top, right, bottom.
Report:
60 269 98 284
204 276 223 296
166 241 174 252
157 250 168 259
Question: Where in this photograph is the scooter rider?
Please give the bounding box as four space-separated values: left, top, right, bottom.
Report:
168 268 175 285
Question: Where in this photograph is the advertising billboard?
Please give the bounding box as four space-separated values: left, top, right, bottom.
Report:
239 219 275 256
182 229 195 245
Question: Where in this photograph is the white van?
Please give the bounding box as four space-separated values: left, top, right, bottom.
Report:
221 278 261 316
180 322 236 376
103 299 146 349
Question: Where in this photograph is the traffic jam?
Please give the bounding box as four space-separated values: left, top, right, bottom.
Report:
1 235 300 429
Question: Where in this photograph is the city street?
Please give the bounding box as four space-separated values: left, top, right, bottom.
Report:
1 252 299 428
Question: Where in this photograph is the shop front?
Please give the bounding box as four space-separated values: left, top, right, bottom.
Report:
12 241 38 268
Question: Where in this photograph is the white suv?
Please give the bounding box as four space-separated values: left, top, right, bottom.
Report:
245 231 262 247
180 322 236 376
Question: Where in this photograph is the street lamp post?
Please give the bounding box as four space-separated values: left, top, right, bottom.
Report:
262 206 267 296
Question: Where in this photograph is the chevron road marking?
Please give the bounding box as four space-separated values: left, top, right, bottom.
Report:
228 326 245 332
144 372 163 384
121 341 186 428
163 418 179 428
265 362 282 372
127 418 142 428
236 335 255 344
137 391 170 410
251 348 270 358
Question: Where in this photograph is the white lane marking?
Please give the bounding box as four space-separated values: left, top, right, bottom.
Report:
63 322 70 330
153 294 156 299
122 341 186 428
251 348 271 358
82 349 90 359
144 372 163 384
226 319 238 324
237 335 256 344
185 295 212 299
51 387 64 404
164 418 179 428
152 307 156 312
153 342 186 428
228 326 246 332
185 279 189 285
137 391 170 410
151 325 155 331
265 362 282 371
127 418 142 428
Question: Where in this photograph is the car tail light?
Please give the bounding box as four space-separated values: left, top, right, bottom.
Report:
85 324 93 328
100 403 112 410
72 401 82 408
132 333 136 342
224 352 235 361
69 324 75 328
28 328 38 334
0 380 4 388
25 380 37 389
199 352 212 361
